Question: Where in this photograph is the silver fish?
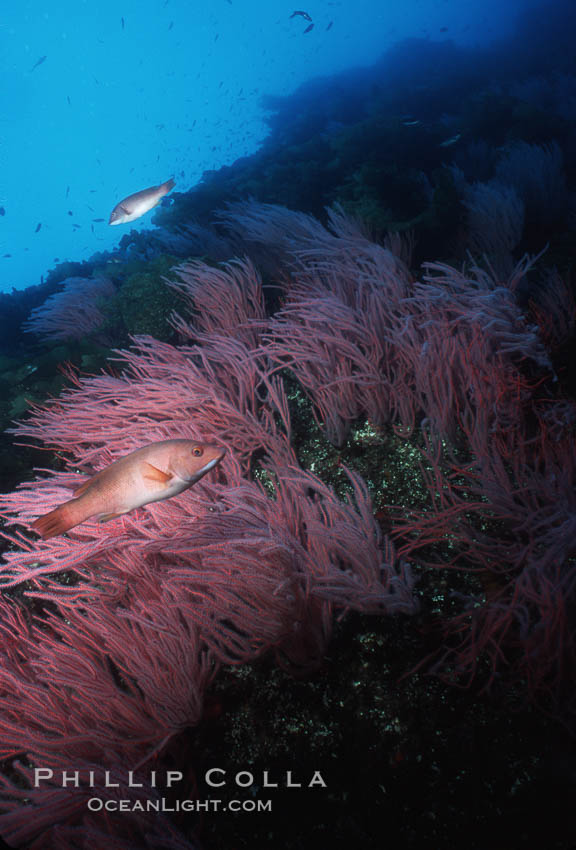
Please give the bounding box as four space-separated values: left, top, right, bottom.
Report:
439 133 461 148
109 178 175 225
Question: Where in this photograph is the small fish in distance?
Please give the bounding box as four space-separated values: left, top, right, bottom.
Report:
439 133 461 147
109 178 176 225
290 10 312 22
30 55 47 72
32 439 226 540
303 23 314 33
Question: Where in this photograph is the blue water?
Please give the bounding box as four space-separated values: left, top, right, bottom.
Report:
0 0 529 293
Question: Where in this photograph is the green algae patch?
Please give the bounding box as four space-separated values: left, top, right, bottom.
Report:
102 255 182 342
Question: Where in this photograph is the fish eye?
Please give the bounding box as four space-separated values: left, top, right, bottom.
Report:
192 447 203 457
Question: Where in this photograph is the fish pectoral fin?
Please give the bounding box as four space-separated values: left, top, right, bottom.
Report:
98 512 124 523
73 479 92 497
142 462 173 484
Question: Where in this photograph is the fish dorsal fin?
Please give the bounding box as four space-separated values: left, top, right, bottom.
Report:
142 462 172 484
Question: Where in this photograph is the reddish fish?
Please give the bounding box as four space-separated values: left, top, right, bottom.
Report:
32 439 226 540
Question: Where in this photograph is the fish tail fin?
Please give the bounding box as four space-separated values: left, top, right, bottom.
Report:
162 177 175 193
32 499 85 540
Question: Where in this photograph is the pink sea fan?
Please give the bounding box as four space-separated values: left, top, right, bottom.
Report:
11 331 296 474
462 179 525 278
23 276 116 343
220 200 414 307
219 200 329 257
0 760 200 849
0 344 415 837
167 256 266 348
529 266 576 351
216 201 576 714
4 198 575 848
263 293 393 445
0 585 214 766
219 202 416 444
494 140 568 228
0 458 415 664
0 251 418 815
